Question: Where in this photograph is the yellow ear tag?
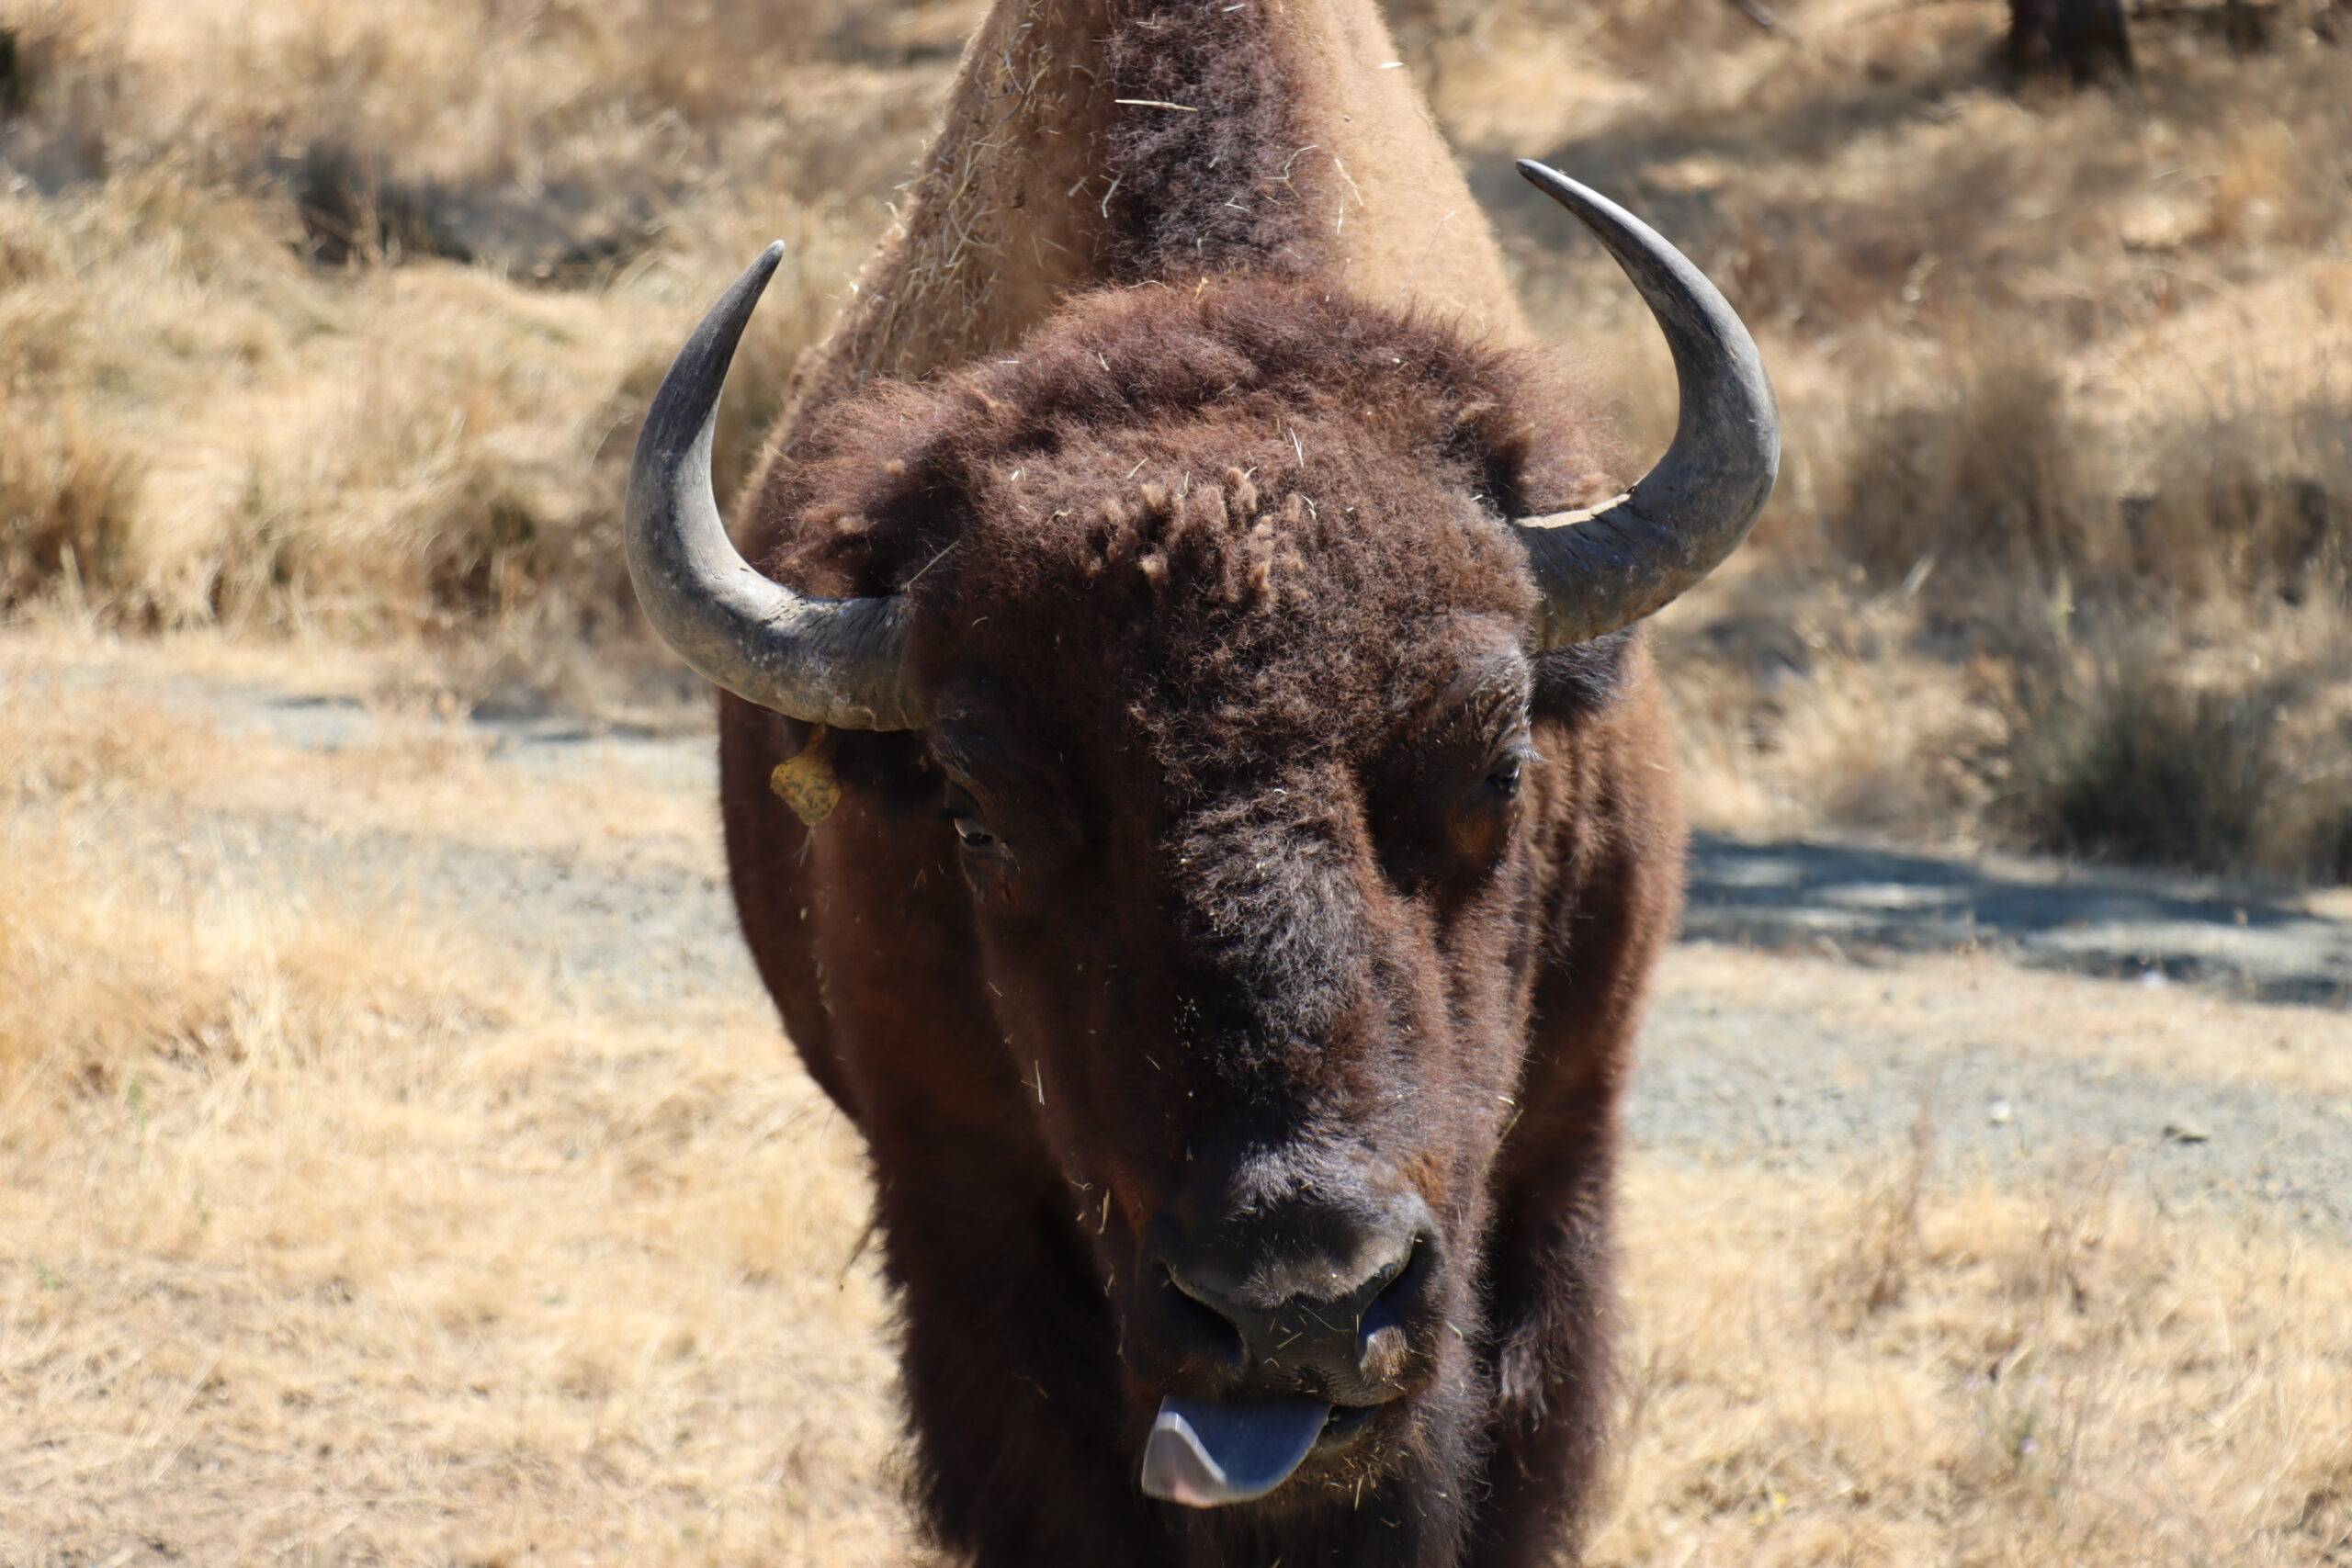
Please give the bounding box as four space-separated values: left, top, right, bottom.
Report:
770 725 842 826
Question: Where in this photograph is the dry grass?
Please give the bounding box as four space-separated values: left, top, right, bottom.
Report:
0 664 509 1100
0 402 142 603
0 814 496 1112
0 900 914 1563
1984 619 2352 878
1597 1158 2352 1567
0 656 919 1566
1815 348 2352 607
0 0 937 693
0 630 718 860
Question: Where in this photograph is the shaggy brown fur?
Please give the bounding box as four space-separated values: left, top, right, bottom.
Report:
715 4 1686 1565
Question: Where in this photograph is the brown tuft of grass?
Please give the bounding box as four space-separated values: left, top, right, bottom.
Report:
1822 349 2107 592
192 230 835 645
2133 400 2352 604
1814 1096 1938 1325
2198 119 2346 250
1986 620 2352 880
207 372 619 628
1666 583 2001 845
1817 350 2352 611
0 403 142 604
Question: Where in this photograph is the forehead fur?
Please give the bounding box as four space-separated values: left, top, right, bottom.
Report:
757 277 1622 775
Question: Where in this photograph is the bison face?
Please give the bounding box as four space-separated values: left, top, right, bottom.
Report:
896 424 1564 1507
627 169 1776 1516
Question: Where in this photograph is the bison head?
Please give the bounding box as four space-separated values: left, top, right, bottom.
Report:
628 165 1775 1512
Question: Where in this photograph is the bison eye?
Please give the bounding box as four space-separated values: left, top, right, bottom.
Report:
944 805 997 849
941 784 1000 850
1479 750 1527 804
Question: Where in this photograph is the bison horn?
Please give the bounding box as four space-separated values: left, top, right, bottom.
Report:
626 243 920 731
1510 162 1781 649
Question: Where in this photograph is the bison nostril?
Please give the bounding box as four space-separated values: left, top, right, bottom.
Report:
1340 1247 1418 1386
1355 1230 1435 1371
1161 1265 1249 1367
1361 1243 1412 1302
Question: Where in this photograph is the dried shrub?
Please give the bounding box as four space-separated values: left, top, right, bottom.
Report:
287 141 475 270
210 388 606 628
0 0 122 189
1821 353 2351 616
1815 1100 1938 1328
2129 402 2352 606
0 406 141 604
1988 629 2352 879
1823 351 2109 592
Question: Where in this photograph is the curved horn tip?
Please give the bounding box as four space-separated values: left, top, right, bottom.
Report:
1506 158 1781 649
695 242 786 337
1514 158 1570 193
1514 161 1609 219
714 241 787 324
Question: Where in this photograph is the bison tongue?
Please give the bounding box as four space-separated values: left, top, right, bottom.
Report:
1138 1393 1331 1508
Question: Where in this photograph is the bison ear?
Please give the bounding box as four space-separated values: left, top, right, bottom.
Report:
1530 630 1635 728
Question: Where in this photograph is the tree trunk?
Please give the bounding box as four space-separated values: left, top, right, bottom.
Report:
2007 0 2136 80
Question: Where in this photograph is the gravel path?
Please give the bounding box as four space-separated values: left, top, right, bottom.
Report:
102 663 2352 1234
1687 835 2352 1005
1634 991 2352 1230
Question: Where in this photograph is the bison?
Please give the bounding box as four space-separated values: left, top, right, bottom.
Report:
624 1 1776 1562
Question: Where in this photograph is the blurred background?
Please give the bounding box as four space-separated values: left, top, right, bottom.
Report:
1 0 2347 1562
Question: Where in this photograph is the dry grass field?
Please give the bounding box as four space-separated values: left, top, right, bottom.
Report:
4 0 2351 1563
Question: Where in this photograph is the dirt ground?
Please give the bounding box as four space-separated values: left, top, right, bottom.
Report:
6 626 2348 1565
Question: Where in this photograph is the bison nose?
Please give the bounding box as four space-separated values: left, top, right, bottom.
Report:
1152 1194 1438 1402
